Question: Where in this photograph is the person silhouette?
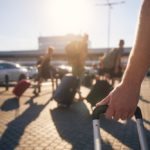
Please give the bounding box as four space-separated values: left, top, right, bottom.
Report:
65 34 88 100
33 47 55 95
98 39 124 86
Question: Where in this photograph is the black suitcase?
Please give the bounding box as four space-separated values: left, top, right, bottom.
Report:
92 105 149 150
82 74 93 87
53 74 80 107
86 80 113 106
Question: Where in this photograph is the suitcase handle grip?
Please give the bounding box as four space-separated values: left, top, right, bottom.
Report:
92 105 142 120
134 106 142 119
92 105 108 119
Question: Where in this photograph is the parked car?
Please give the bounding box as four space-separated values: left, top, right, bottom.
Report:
25 66 38 79
56 65 72 79
0 60 29 84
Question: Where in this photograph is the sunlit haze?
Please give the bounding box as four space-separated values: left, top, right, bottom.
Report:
0 0 141 50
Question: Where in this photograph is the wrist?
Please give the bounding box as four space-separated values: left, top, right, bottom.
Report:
121 63 144 88
120 76 141 93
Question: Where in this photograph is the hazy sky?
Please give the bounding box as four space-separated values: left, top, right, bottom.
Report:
0 0 141 51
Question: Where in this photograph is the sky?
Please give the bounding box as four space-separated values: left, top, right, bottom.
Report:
0 0 142 51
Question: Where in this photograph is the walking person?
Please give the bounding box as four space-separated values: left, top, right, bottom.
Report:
98 39 125 86
65 34 88 100
33 47 55 95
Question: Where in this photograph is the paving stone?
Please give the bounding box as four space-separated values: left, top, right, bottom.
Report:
0 79 150 150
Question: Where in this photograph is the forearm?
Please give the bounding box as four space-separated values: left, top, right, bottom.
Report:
122 50 150 87
122 0 150 87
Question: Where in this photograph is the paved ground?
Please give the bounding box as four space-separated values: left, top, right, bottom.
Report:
0 78 150 150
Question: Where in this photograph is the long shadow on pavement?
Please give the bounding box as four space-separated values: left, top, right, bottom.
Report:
1 97 19 111
0 96 51 150
84 85 150 149
139 96 150 104
50 101 112 150
1 97 19 117
50 101 150 150
99 114 150 150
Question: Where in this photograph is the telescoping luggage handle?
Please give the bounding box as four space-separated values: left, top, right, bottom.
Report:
92 105 149 150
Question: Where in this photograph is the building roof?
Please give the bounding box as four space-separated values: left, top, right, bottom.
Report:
0 47 131 57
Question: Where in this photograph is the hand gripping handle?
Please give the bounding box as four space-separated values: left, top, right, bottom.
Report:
92 105 149 150
92 105 108 119
92 105 142 120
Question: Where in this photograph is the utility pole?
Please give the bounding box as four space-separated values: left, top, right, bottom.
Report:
96 0 125 53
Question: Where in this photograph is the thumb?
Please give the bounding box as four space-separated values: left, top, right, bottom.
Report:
96 95 110 107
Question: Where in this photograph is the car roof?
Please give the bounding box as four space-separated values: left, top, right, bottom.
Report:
0 60 16 64
0 60 20 66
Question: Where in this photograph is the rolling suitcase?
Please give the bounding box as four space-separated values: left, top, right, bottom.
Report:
92 105 149 150
86 80 113 107
53 74 80 107
13 79 31 98
82 74 93 87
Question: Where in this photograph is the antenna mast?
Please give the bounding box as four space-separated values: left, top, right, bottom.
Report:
96 0 125 52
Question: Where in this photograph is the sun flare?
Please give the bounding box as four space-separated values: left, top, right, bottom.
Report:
49 0 90 34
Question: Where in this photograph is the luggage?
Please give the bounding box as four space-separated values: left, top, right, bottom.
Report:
86 80 113 106
53 74 80 107
13 79 31 97
92 105 149 150
82 74 93 87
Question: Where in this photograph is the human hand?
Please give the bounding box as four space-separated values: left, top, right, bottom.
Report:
96 82 140 121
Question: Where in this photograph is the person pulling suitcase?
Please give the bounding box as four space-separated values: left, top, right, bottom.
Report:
33 46 56 96
65 34 88 101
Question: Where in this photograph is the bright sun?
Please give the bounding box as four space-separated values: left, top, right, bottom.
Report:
48 0 90 34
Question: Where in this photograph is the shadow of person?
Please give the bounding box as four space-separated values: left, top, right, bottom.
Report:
99 115 150 150
0 96 51 150
139 95 150 103
50 101 112 150
143 118 150 126
1 97 19 111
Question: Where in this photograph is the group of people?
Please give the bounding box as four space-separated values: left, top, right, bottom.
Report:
33 0 150 121
33 34 125 101
33 34 89 100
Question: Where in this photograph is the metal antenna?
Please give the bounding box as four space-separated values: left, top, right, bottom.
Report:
96 0 125 52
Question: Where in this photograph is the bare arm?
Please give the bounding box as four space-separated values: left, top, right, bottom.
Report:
123 0 150 87
96 0 150 120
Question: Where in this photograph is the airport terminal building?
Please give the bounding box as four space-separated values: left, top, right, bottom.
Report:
0 34 131 66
